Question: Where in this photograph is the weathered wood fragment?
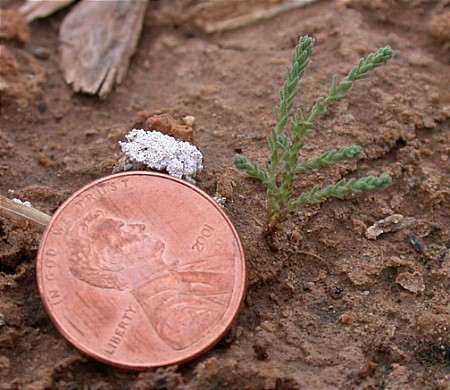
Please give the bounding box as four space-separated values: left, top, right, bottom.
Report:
19 0 76 22
59 0 148 97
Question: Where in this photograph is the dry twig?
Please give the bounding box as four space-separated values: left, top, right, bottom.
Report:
200 0 320 33
0 195 50 228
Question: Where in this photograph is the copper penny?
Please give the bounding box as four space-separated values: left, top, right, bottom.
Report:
36 172 246 370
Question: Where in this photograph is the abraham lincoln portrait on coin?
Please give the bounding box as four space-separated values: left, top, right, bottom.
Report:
67 209 234 351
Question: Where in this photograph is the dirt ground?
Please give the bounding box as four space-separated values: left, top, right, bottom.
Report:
1 0 449 389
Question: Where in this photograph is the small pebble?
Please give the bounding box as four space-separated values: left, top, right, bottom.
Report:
182 115 196 126
340 313 354 325
37 101 47 113
31 46 50 60
406 233 425 253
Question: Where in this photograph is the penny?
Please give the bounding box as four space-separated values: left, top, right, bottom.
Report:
36 172 246 370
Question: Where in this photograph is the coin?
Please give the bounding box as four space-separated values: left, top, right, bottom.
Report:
36 172 246 370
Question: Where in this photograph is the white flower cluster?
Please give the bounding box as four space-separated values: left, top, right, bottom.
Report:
119 129 203 181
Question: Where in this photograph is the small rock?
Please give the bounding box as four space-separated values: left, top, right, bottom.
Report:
0 355 10 371
182 115 195 126
352 217 367 235
406 233 425 253
395 271 425 294
339 313 354 325
216 169 235 199
213 195 226 206
366 214 416 240
423 116 436 129
31 47 50 60
260 320 276 333
0 313 5 327
407 51 432 67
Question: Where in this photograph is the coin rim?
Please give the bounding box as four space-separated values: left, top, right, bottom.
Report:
36 171 246 370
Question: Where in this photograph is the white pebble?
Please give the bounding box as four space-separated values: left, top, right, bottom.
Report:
12 198 32 207
182 115 195 126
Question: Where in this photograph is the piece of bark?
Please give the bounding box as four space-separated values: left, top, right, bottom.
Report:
59 0 148 97
19 0 76 23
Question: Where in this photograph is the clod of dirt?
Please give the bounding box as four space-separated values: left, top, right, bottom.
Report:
339 313 354 325
358 361 378 379
131 367 183 390
384 364 412 390
0 45 17 76
428 6 450 42
338 253 419 287
0 218 41 270
0 10 29 43
365 214 416 240
216 168 236 199
145 113 194 142
395 270 425 294
0 45 46 108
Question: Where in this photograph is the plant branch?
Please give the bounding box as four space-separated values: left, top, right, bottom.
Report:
289 173 392 208
268 36 314 175
234 155 268 184
233 36 393 237
308 46 393 124
296 144 362 173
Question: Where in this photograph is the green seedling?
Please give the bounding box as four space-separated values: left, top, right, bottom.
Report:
235 36 393 234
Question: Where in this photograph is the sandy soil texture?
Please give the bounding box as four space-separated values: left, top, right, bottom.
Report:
0 0 449 388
